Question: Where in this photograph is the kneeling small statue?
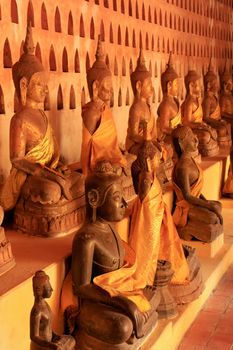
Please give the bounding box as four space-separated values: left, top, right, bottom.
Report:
71 161 160 350
30 270 76 350
172 125 223 242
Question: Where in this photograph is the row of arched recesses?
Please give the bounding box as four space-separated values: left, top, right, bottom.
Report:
2 36 232 72
6 0 232 39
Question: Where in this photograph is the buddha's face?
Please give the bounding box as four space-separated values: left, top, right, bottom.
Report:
169 78 179 97
42 278 53 299
98 76 113 105
27 72 48 104
223 78 233 93
140 77 154 99
181 129 199 153
98 183 127 222
208 78 218 94
190 79 201 96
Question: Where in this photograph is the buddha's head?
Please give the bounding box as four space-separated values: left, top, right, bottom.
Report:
32 270 53 299
130 48 154 100
85 161 127 222
172 125 198 157
87 36 113 106
204 59 218 94
185 70 201 97
220 61 232 94
12 23 48 107
131 140 161 199
161 52 179 97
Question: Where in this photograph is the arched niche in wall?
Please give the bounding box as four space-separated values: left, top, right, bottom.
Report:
44 88 50 111
149 60 152 75
49 45 57 71
86 52 90 72
0 86 5 114
27 0 34 27
80 14 85 37
109 23 114 43
100 20 105 41
132 30 136 48
148 6 152 23
142 2 146 20
152 88 156 103
74 50 80 73
70 85 76 109
81 87 86 107
135 0 139 19
146 33 149 50
105 54 110 69
35 43 42 63
154 9 157 24
90 17 95 39
129 0 133 16
118 26 121 45
114 57 118 76
122 56 126 76
121 0 125 14
154 61 158 77
3 39 12 68
139 31 142 48
104 0 109 8
62 47 69 72
125 27 129 46
41 2 48 30
118 87 122 107
68 11 74 35
151 35 154 51
11 0 19 23
129 58 133 75
57 85 63 110
113 0 117 11
126 87 130 106
55 7 62 32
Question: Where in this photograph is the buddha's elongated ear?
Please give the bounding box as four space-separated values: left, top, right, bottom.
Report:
19 77 28 106
136 80 142 95
87 189 100 223
92 80 100 101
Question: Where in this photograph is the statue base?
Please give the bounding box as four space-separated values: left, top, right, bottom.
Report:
169 245 204 305
14 196 85 238
0 227 15 276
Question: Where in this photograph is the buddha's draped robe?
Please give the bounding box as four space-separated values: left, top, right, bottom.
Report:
81 104 126 175
172 159 203 227
209 103 221 120
181 99 203 124
0 116 59 210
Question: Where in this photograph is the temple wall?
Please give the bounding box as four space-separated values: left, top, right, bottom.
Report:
0 0 232 179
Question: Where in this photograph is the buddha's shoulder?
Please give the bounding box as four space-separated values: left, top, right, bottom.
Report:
82 101 101 118
73 222 102 243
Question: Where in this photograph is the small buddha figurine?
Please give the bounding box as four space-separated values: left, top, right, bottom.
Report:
157 52 181 142
0 24 84 236
181 69 219 157
0 206 15 275
202 59 231 147
81 36 127 176
72 161 160 349
30 270 76 350
125 49 173 184
219 61 233 130
172 125 223 242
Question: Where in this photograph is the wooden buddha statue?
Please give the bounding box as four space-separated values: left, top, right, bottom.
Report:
0 206 15 275
181 69 219 157
30 270 76 350
71 161 160 350
172 125 223 242
0 23 84 237
202 59 231 148
219 61 233 131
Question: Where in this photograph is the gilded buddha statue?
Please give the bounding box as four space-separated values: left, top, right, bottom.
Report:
202 59 231 148
125 49 173 185
181 69 219 157
172 125 223 242
219 61 233 130
30 270 76 350
0 23 84 237
71 161 160 349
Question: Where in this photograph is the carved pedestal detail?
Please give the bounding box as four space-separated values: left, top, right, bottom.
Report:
0 227 15 276
14 195 85 238
154 260 178 319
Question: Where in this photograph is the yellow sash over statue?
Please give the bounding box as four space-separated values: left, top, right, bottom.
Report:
181 100 203 124
81 105 126 175
170 108 182 129
209 103 221 120
173 159 203 227
0 119 59 211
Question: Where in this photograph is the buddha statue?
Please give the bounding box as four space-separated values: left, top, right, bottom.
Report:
0 206 15 275
157 52 181 143
0 23 84 237
172 125 223 242
125 49 173 185
202 59 231 148
131 138 203 305
30 270 76 350
71 161 160 349
181 69 219 157
219 61 233 130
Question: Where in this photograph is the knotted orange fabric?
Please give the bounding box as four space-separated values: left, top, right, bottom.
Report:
172 158 204 227
0 114 59 210
81 105 126 175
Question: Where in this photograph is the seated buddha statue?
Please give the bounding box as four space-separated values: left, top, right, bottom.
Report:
0 24 84 237
30 270 76 350
125 49 173 185
71 161 160 349
181 69 219 157
202 59 231 148
130 139 203 305
219 61 233 131
81 36 127 176
172 125 223 242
